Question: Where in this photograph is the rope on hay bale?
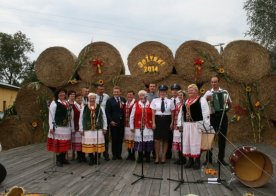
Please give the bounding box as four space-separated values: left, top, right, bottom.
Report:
35 47 77 88
174 40 221 83
223 40 271 84
128 41 174 84
15 82 54 124
77 42 124 84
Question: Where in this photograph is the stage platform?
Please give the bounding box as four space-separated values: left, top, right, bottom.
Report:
0 143 275 196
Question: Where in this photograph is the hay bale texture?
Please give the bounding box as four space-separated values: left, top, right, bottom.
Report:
128 41 174 84
111 75 145 97
35 47 77 88
223 40 271 84
77 42 124 84
15 82 54 124
174 40 221 83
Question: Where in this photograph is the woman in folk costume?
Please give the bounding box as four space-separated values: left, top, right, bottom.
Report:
123 90 136 160
70 92 87 163
79 93 107 165
47 88 74 167
177 84 210 170
172 90 187 165
130 90 154 163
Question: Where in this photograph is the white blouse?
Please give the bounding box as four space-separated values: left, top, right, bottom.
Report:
150 97 175 115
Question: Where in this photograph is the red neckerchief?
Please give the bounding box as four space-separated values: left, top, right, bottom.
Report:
186 96 199 106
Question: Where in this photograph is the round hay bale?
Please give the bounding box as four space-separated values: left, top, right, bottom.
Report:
77 42 124 84
15 82 54 124
128 41 174 83
174 40 221 83
0 116 33 150
111 75 145 97
257 74 276 120
65 80 95 94
35 47 77 88
223 40 271 83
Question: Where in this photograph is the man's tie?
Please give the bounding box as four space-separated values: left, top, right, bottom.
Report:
99 95 103 105
173 99 176 107
161 98 165 113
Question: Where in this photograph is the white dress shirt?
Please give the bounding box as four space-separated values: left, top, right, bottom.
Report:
96 93 109 110
150 97 175 115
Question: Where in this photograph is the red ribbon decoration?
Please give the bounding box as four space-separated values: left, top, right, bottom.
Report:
194 58 204 81
89 59 104 74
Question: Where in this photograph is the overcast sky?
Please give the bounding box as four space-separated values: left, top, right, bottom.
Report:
0 0 249 74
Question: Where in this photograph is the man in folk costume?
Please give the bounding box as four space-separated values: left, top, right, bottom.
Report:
167 83 181 160
81 87 90 105
96 84 110 161
123 90 136 160
130 90 154 163
105 86 126 160
203 75 232 166
79 93 107 165
172 90 187 165
177 84 210 170
70 93 87 163
47 89 74 167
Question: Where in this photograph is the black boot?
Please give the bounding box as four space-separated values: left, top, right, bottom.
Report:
61 153 70 165
137 152 143 163
56 154 63 167
94 153 100 164
145 152 150 163
89 154 94 166
174 151 186 165
131 150 136 161
184 157 194 168
81 152 87 162
126 149 132 160
77 151 82 163
203 150 213 166
193 157 201 170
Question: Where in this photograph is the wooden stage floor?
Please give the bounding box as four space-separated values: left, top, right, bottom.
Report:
0 143 275 196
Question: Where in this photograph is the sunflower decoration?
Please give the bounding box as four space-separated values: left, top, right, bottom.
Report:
217 67 225 74
67 79 78 85
97 79 104 85
255 101 261 108
245 86 252 92
31 121 38 128
200 88 205 94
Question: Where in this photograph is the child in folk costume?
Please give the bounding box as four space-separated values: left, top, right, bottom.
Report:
70 93 87 163
177 84 210 170
79 93 107 165
47 89 74 167
172 90 187 165
130 90 154 163
123 91 136 160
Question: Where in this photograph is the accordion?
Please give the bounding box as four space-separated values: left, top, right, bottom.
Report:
211 91 229 112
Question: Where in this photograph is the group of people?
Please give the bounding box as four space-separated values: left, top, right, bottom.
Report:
47 75 231 170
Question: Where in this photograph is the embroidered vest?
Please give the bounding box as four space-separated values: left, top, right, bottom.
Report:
134 102 153 129
124 100 135 128
82 104 103 130
183 97 203 122
55 101 70 126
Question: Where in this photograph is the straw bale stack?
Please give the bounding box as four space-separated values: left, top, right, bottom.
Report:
35 47 77 88
174 40 220 83
15 82 53 124
223 40 271 84
128 41 174 84
77 42 124 84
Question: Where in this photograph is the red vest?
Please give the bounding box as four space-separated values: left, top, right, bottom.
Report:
134 102 153 129
124 100 136 127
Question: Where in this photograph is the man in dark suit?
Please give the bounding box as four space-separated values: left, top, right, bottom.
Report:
105 86 126 160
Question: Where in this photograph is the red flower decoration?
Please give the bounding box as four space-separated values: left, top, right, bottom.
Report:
194 58 204 81
89 59 104 74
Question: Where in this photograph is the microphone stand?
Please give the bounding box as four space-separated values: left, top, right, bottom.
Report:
131 99 163 185
81 105 115 179
44 121 73 181
198 93 232 191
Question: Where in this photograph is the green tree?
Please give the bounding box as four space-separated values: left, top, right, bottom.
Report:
244 0 276 70
21 60 38 86
0 31 34 85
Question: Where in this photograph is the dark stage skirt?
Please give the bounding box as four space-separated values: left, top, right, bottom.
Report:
154 115 171 140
